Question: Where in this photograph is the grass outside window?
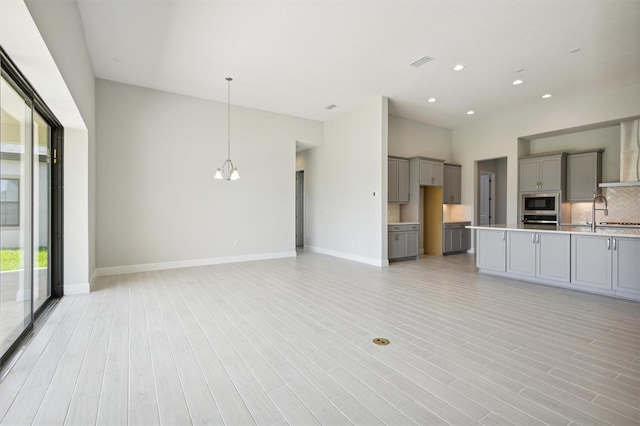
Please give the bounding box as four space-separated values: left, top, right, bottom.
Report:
0 248 48 271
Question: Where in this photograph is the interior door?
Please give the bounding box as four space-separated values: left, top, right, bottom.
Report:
479 173 491 225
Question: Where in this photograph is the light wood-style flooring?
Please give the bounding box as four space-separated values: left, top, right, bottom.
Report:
0 251 639 425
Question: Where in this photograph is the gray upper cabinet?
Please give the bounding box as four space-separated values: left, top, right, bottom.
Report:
443 164 461 204
419 160 443 186
519 154 565 192
398 159 409 203
388 157 409 203
566 151 602 202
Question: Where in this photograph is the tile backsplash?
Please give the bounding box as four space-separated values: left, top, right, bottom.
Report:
388 203 400 223
571 186 640 223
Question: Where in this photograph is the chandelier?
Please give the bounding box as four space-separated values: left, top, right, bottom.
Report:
214 77 240 180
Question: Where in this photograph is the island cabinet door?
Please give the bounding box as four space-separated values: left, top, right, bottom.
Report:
571 235 612 289
536 233 570 282
613 237 640 295
477 229 506 272
506 232 536 277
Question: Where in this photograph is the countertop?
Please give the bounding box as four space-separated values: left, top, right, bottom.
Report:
388 222 420 225
466 224 640 238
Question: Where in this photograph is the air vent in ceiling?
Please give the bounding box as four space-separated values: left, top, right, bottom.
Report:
410 56 433 68
325 104 337 110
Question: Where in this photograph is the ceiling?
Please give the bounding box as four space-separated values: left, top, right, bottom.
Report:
76 0 640 130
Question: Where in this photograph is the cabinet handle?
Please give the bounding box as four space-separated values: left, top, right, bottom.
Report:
536 234 540 244
607 238 611 250
613 238 616 250
531 233 535 243
502 231 506 241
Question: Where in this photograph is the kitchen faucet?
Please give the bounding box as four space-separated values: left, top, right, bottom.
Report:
591 193 608 232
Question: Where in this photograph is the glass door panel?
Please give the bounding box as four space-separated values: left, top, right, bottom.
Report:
1 76 34 356
33 111 50 313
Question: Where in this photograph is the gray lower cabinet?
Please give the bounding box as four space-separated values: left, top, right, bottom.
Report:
571 234 612 289
476 229 506 272
613 237 640 296
443 222 470 254
473 227 639 300
507 231 570 282
572 234 640 295
388 224 419 261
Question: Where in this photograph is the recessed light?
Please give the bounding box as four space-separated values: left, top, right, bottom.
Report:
467 110 475 115
453 64 465 71
410 56 434 68
542 93 552 99
427 97 436 103
513 79 524 85
325 104 337 110
514 67 525 73
569 48 581 54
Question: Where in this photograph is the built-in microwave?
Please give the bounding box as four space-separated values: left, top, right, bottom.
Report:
521 192 560 215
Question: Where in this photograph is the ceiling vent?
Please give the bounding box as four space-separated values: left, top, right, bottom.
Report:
410 56 433 68
325 104 337 110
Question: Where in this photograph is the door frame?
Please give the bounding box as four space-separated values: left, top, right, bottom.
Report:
295 170 304 247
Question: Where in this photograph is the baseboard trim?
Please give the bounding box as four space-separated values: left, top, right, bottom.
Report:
89 269 98 290
64 282 91 295
305 246 385 267
94 251 297 278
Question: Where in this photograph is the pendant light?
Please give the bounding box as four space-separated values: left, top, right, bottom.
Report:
214 77 240 180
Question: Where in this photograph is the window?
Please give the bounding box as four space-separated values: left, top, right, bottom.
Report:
0 178 20 226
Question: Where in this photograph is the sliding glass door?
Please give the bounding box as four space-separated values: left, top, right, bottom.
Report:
0 76 34 357
0 50 61 365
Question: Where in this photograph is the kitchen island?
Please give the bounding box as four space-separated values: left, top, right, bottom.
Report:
467 224 640 301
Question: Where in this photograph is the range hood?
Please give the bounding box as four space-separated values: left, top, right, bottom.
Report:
600 119 640 187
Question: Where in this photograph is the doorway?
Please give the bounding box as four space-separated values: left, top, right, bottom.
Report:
476 157 507 226
295 170 304 246
1 49 63 366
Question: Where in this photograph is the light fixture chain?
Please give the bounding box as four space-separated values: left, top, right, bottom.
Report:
227 77 231 161
215 76 239 181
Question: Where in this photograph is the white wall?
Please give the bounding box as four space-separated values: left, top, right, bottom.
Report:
26 0 96 293
388 116 451 160
303 97 388 266
452 83 640 225
2 0 95 293
95 79 322 273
